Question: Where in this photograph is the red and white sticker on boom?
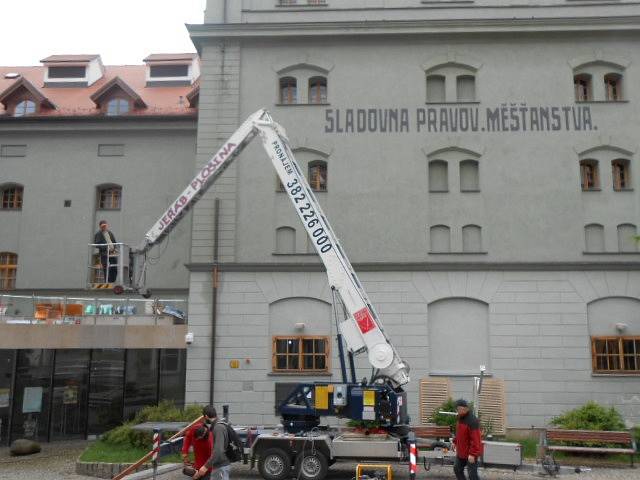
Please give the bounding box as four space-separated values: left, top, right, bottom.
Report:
354 307 376 334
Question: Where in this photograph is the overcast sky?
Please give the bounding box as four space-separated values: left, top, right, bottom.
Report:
2 0 206 66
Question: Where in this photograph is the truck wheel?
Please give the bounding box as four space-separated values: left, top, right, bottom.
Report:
295 451 328 480
258 448 292 480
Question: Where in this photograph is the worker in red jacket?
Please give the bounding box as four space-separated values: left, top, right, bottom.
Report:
182 423 213 479
453 398 483 480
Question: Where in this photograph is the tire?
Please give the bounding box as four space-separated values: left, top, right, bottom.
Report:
294 450 328 480
258 447 292 480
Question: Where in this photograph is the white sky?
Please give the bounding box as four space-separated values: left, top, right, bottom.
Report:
1 0 207 66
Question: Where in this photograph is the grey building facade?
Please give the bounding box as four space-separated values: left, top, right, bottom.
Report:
0 58 196 442
186 0 640 430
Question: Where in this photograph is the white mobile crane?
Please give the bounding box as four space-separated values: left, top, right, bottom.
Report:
91 110 417 480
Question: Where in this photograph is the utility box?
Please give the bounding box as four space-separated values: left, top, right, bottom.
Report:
333 384 347 406
482 441 522 468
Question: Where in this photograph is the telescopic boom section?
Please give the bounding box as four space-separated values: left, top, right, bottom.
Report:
138 109 410 388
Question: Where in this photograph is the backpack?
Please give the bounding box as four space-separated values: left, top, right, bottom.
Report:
220 421 243 463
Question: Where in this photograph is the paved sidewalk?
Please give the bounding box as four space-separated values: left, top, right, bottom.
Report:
0 441 638 480
158 461 640 480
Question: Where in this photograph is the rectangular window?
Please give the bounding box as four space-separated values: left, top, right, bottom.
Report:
272 336 329 372
0 145 26 157
0 252 18 290
149 65 189 78
48 66 86 78
592 336 640 374
98 144 125 157
98 187 121 210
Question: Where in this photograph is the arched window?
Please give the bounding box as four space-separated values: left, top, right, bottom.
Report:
617 224 637 252
574 74 592 101
308 76 327 104
585 223 605 252
428 160 448 192
1 184 23 209
612 159 630 190
430 225 451 253
97 185 122 210
0 252 17 290
462 225 482 252
604 73 622 101
279 77 297 104
308 161 327 191
106 98 129 116
456 75 476 102
460 159 479 191
426 75 445 103
13 99 36 117
276 226 296 254
580 159 599 190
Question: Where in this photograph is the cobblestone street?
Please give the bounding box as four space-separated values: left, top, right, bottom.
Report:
1 441 639 480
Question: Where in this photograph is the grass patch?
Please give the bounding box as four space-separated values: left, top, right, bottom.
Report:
80 440 182 464
503 436 538 459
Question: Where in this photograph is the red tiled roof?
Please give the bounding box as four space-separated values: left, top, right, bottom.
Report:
0 64 197 118
144 53 198 62
40 54 101 63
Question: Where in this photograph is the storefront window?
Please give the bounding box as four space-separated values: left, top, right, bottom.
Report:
11 350 54 442
159 349 186 408
88 349 125 435
0 350 14 445
124 350 159 420
50 350 90 440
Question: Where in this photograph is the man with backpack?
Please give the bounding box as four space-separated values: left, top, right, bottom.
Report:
193 406 233 480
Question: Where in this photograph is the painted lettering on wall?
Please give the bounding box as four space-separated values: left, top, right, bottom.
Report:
324 105 596 134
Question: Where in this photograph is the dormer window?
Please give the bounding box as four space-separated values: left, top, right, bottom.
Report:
143 53 199 86
150 64 189 78
13 99 36 117
90 77 146 116
106 98 130 116
40 54 104 87
0 77 56 116
48 65 86 79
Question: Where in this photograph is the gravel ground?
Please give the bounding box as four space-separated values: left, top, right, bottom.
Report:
0 441 638 480
0 440 94 480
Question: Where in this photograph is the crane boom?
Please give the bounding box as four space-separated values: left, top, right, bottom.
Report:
133 109 410 388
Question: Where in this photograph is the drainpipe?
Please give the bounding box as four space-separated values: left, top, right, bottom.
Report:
210 198 220 405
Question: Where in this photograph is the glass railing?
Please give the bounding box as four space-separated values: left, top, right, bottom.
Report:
0 294 187 326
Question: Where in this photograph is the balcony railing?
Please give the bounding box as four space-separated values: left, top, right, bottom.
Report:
0 294 187 326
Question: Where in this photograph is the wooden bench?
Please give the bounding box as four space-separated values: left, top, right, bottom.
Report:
412 425 452 440
543 429 637 466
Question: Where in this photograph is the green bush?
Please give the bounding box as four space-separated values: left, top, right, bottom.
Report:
102 401 204 449
550 401 626 431
429 398 475 433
